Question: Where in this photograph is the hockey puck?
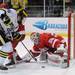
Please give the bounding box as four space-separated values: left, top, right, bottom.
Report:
41 66 45 68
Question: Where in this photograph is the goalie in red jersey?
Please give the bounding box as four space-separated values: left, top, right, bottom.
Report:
24 32 68 68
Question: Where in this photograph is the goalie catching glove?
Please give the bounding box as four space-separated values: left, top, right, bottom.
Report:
56 44 67 53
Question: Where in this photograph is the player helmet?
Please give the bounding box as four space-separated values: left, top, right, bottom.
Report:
0 9 4 16
30 32 40 44
0 3 8 8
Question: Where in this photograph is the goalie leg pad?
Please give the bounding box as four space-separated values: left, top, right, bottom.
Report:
47 52 68 68
23 52 33 62
60 52 68 68
47 52 62 64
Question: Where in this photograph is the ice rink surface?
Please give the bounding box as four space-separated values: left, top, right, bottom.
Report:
0 35 75 75
0 58 75 75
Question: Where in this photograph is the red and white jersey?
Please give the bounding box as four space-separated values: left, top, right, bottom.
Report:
18 24 25 35
32 33 66 53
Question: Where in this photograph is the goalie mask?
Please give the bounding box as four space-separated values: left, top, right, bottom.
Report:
30 32 40 44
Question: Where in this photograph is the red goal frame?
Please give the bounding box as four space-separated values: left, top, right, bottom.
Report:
68 13 71 67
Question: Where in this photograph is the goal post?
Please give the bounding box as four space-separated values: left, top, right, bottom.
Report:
73 13 75 59
67 13 71 67
69 12 75 60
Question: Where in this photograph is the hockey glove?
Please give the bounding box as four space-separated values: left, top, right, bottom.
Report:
12 32 25 41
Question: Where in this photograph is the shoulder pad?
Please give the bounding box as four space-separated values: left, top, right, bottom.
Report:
0 9 5 16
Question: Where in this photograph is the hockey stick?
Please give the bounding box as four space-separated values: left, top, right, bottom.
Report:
0 35 5 45
21 41 37 62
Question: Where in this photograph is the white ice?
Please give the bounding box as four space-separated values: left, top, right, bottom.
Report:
0 35 75 75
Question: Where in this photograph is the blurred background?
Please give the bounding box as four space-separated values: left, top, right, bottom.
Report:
0 0 74 17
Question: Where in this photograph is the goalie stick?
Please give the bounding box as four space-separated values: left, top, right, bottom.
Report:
21 41 37 62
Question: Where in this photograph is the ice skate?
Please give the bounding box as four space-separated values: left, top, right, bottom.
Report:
5 58 15 66
0 65 8 70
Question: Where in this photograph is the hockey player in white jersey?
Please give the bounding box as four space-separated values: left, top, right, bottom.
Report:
0 7 25 70
0 9 15 70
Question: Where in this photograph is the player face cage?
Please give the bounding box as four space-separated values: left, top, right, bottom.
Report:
30 32 40 42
